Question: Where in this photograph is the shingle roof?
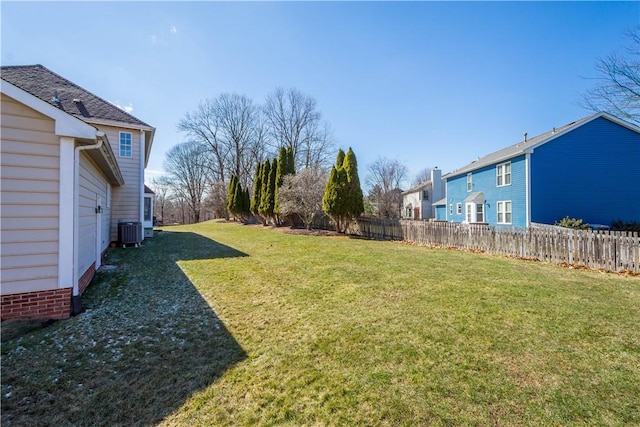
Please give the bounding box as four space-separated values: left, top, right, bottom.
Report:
402 180 432 195
1 64 151 128
443 112 610 179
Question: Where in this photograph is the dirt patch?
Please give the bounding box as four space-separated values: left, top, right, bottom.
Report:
282 228 343 237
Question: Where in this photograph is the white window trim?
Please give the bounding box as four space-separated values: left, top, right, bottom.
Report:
496 161 512 187
449 204 453 215
467 173 472 192
119 131 132 158
456 203 462 215
497 200 512 225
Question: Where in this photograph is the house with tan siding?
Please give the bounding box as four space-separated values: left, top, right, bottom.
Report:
1 65 155 320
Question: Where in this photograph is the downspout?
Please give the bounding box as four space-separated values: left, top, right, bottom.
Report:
139 130 146 242
72 133 104 315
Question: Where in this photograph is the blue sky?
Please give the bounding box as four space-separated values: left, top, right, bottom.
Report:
2 1 638 188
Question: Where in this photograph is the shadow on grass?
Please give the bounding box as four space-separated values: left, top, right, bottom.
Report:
1 231 248 426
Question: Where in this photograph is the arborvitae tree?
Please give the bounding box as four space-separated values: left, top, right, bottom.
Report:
251 162 263 215
227 175 239 218
286 147 295 175
258 159 271 222
232 178 243 217
322 147 363 233
275 146 297 219
323 165 342 232
343 147 364 222
243 187 251 217
266 158 278 222
336 149 345 170
274 147 287 217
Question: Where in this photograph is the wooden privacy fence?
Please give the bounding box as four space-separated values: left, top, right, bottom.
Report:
356 217 640 273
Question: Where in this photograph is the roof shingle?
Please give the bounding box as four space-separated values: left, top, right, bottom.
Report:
1 64 151 128
443 113 601 179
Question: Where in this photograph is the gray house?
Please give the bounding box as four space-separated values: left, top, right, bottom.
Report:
401 168 445 220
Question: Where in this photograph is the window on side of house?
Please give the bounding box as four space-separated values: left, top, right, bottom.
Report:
144 197 152 221
467 173 472 192
456 203 462 215
119 132 132 158
497 201 512 224
496 161 511 187
106 183 111 208
476 203 484 223
449 204 453 215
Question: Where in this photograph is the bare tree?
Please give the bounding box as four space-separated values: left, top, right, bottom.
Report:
150 175 172 224
263 87 333 170
366 157 408 219
177 93 265 189
163 141 211 223
412 167 433 186
278 166 328 229
203 182 229 220
581 26 640 125
300 121 335 170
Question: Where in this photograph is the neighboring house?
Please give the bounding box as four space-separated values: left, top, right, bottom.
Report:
401 168 445 220
441 112 639 228
1 65 155 320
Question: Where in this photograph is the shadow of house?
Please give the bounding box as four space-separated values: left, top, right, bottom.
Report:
1 231 247 426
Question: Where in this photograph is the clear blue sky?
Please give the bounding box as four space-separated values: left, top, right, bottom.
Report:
2 1 638 188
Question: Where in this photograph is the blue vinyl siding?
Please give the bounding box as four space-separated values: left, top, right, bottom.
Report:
530 117 640 225
435 204 446 220
445 155 527 227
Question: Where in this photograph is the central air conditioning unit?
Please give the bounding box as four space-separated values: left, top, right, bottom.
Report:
118 222 142 247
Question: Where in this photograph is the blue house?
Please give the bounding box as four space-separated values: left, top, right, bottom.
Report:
438 112 640 228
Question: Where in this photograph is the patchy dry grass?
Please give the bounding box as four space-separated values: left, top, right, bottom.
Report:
2 220 640 426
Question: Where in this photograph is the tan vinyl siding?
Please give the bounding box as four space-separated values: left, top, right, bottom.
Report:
0 94 60 295
97 125 141 242
78 153 109 276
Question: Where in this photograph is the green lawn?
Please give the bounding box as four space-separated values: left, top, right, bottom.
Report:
2 220 639 426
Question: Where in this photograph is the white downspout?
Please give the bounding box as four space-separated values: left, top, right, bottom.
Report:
72 133 104 315
139 130 146 242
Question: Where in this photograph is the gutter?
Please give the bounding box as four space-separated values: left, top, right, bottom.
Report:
71 132 105 315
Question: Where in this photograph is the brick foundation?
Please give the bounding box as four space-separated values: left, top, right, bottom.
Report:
1 288 72 321
1 263 97 321
78 263 96 295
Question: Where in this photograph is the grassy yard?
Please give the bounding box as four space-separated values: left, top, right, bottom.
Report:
2 221 639 426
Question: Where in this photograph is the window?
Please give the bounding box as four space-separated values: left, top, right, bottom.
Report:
466 203 473 223
422 190 429 201
476 203 484 223
106 184 111 208
144 197 152 221
496 162 511 187
497 201 512 224
449 204 453 215
119 132 132 158
456 203 462 215
467 173 472 192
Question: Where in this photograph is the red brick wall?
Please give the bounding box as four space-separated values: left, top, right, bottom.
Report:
1 263 96 321
1 288 72 321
